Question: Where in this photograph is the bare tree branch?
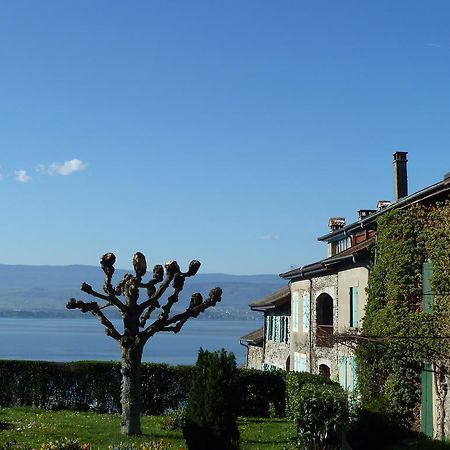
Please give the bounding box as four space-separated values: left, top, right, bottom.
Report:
66 298 121 340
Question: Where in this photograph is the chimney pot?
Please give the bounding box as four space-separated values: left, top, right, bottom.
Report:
358 209 377 220
328 217 346 231
377 200 392 210
393 151 408 201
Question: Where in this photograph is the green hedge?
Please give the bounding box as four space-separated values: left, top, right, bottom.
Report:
0 360 284 417
237 368 286 417
0 361 190 414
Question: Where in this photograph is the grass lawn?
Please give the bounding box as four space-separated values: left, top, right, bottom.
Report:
0 407 295 449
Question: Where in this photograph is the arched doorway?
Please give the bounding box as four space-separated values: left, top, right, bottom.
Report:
316 293 333 347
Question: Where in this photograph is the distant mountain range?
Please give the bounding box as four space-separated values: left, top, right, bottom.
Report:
0 264 286 319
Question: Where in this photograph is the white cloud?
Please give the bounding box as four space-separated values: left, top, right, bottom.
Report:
15 170 31 183
47 159 87 176
259 234 279 241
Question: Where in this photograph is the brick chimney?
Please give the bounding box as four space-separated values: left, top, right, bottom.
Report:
328 217 346 231
393 151 408 201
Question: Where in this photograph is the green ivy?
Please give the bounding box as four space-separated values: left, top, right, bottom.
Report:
357 201 450 430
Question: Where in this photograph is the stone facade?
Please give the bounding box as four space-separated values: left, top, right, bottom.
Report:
246 345 263 370
289 266 368 387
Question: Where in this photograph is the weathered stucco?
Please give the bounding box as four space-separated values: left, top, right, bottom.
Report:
289 265 368 385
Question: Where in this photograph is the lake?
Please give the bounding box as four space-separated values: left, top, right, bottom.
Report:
0 318 257 366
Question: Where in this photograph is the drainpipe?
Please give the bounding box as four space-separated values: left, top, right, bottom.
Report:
308 279 313 374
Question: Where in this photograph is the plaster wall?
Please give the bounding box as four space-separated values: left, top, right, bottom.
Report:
337 266 369 333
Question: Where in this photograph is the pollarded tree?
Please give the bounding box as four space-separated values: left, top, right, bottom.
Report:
66 252 222 436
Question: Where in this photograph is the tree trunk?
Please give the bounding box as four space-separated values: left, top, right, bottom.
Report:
120 343 143 435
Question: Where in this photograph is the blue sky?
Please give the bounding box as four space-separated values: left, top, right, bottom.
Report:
1 1 449 274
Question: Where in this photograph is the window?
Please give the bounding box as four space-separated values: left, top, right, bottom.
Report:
316 293 334 347
332 237 351 255
266 315 289 343
350 287 359 328
293 352 307 372
319 364 331 379
292 292 299 331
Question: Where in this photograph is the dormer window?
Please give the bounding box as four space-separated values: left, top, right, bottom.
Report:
331 237 351 255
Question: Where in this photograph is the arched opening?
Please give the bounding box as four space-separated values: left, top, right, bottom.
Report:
319 363 331 379
316 293 334 347
285 355 290 371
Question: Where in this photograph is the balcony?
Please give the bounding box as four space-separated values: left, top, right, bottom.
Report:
316 325 334 348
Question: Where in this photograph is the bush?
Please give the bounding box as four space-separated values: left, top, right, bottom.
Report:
286 372 348 449
237 368 286 417
183 349 240 450
285 371 333 420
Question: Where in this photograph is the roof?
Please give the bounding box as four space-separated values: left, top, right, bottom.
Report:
249 286 290 311
280 236 375 281
240 327 264 346
317 174 450 242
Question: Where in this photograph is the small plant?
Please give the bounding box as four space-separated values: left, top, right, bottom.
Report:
108 441 173 450
32 438 89 450
162 407 186 431
268 401 278 418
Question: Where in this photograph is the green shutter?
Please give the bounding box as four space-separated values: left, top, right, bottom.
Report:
423 262 434 313
421 362 433 437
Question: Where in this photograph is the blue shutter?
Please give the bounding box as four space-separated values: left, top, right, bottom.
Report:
351 287 359 328
349 357 356 391
292 293 299 331
339 356 347 389
303 292 310 331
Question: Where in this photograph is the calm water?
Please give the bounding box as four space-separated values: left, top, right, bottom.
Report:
0 318 256 366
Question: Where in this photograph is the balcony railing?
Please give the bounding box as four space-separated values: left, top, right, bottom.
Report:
316 325 334 348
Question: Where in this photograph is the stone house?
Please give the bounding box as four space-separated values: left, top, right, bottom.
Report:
280 220 373 388
240 287 290 371
282 152 450 438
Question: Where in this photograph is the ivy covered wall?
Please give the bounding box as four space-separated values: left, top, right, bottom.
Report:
357 201 450 433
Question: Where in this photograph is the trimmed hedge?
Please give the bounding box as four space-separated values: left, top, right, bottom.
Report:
0 361 190 414
0 360 284 417
237 368 286 417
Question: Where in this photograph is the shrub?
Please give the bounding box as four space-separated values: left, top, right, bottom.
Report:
285 371 333 420
183 349 240 450
162 407 186 430
286 374 349 450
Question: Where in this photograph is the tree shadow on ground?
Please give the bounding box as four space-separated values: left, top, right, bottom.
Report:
0 422 14 431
